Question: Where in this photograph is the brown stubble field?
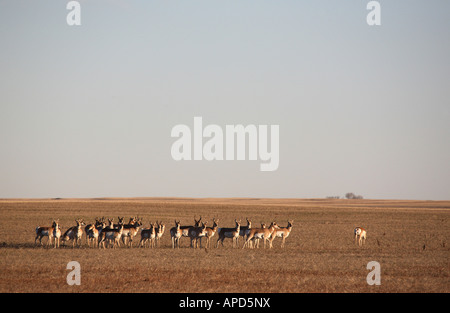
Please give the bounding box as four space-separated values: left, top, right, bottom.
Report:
0 198 448 293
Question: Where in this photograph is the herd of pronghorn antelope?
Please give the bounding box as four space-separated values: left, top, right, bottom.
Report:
34 216 367 249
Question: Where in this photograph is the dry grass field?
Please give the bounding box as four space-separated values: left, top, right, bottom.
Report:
0 198 448 293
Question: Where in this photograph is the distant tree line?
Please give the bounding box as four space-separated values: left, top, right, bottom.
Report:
326 193 364 200
345 192 363 199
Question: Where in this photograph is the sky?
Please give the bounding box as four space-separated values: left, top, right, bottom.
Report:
0 0 449 200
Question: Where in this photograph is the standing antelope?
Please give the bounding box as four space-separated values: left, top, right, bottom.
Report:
271 220 293 248
216 219 241 248
177 216 203 247
35 220 58 247
86 220 106 248
243 221 278 249
354 227 367 246
155 221 165 248
62 219 86 248
189 222 208 248
53 220 61 248
113 217 125 229
139 222 157 248
105 218 115 230
121 217 143 247
202 218 219 249
181 216 202 237
238 218 252 248
98 220 124 249
250 222 267 248
170 220 182 249
85 217 102 245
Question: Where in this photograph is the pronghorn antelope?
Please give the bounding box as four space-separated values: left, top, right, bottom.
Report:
121 217 143 247
155 221 165 248
86 220 107 248
271 220 293 248
113 217 125 229
202 218 219 249
238 218 252 248
188 222 208 248
247 222 266 249
104 218 115 230
85 217 104 246
139 222 157 248
53 220 61 248
354 227 367 246
243 221 279 249
98 220 124 249
126 216 136 225
35 220 58 247
176 216 203 247
170 220 182 249
62 219 86 248
216 219 241 248
181 216 202 237
85 217 103 245
249 222 267 249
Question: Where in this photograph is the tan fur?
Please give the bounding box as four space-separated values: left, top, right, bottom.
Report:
243 222 279 249
354 227 367 246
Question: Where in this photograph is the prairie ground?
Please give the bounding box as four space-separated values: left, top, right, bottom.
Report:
0 198 448 293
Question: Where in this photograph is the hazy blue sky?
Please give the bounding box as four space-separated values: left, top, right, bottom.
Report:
1 0 449 200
